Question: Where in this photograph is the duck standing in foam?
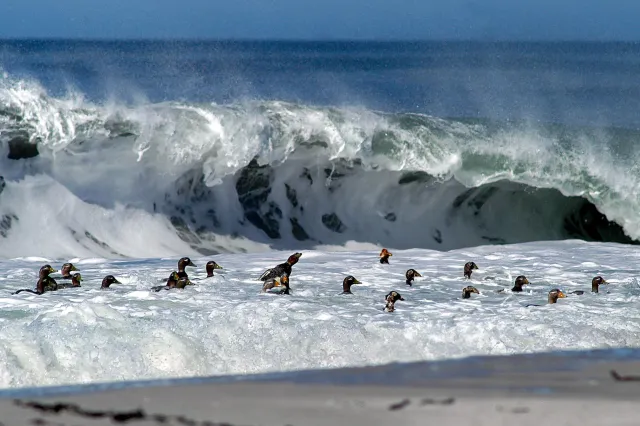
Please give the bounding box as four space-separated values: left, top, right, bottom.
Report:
379 249 392 264
464 262 478 279
258 253 302 281
405 269 422 286
384 291 404 312
13 265 59 295
341 276 362 294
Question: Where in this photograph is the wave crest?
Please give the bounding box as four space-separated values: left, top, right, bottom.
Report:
0 74 638 257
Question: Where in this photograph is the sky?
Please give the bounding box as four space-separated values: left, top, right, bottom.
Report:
1 0 639 41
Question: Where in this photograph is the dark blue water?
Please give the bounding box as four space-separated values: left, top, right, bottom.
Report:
2 40 639 127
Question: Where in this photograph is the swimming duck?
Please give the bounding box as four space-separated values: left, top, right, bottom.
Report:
405 269 422 286
262 274 290 295
464 262 478 279
177 257 197 280
206 261 223 277
342 275 362 294
13 265 58 295
101 275 122 289
58 273 83 289
511 276 530 292
497 275 530 293
151 271 190 292
379 249 392 264
462 285 480 299
526 289 567 306
384 291 404 312
258 252 302 281
570 276 608 295
60 263 79 279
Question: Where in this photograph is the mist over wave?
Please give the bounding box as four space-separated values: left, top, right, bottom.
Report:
0 73 638 259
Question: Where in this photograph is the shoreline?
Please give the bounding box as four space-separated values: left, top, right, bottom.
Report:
2 347 640 425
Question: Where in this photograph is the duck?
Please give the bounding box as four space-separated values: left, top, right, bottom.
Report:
464 262 478 279
379 249 392 264
262 274 290 295
59 263 79 279
570 276 608 295
461 285 480 299
58 273 83 289
177 257 197 280
342 276 362 294
206 261 223 277
405 269 422 286
497 275 530 293
258 252 302 281
13 265 58 295
151 271 190 292
384 291 404 312
101 275 122 289
526 289 567 306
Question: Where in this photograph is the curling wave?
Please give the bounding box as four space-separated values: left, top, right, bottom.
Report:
0 74 638 258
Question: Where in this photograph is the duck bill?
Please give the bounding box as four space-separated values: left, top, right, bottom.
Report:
353 279 362 284
188 261 196 267
114 279 122 284
214 264 223 270
71 265 79 271
414 272 422 277
558 292 566 298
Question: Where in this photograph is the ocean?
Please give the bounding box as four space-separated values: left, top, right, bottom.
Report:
0 40 639 390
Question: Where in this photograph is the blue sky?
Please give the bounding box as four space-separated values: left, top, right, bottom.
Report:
2 0 639 40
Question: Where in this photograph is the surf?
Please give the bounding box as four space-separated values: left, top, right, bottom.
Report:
0 73 639 258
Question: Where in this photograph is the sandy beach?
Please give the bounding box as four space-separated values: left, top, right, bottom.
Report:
2 348 640 425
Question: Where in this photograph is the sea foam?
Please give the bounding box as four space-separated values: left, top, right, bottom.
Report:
0 241 638 389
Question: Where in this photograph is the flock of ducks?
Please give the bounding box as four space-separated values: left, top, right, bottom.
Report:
9 248 609 312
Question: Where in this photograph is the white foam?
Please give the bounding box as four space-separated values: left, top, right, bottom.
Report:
0 240 637 389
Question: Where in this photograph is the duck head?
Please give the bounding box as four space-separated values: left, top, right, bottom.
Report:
206 261 223 277
101 275 122 289
286 253 302 266
548 288 567 304
342 275 362 293
178 257 196 271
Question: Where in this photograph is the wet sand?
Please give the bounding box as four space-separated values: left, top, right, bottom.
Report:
2 348 640 425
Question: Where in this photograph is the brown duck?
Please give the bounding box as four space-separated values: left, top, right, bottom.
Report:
464 262 478 279
379 249 392 264
570 276 608 295
462 285 480 299
405 269 422 286
384 291 404 312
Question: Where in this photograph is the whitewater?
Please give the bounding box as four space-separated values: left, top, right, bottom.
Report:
1 40 640 390
0 241 639 390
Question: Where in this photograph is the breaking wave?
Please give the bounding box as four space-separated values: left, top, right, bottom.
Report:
0 73 638 258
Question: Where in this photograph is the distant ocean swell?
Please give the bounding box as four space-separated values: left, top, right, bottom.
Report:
0 73 638 258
